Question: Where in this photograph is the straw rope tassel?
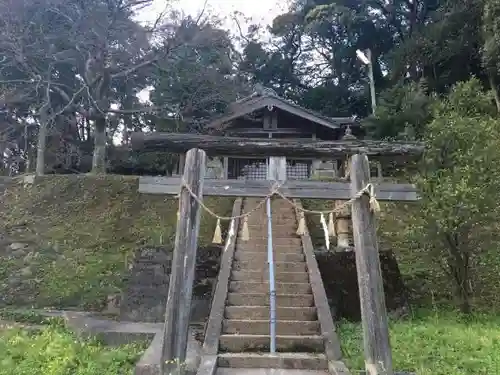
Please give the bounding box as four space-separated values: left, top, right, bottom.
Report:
368 184 381 214
328 212 336 238
241 216 250 241
212 218 222 244
320 213 330 250
296 211 306 236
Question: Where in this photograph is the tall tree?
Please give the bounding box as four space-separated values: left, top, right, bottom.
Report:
0 0 211 174
0 0 84 175
151 16 246 132
56 0 156 173
241 0 488 126
363 80 435 140
411 78 500 313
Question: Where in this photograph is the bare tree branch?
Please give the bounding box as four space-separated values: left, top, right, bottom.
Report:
111 57 158 79
195 0 210 25
107 104 175 115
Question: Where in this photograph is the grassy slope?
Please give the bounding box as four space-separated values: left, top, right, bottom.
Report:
0 175 234 310
0 325 146 375
302 199 500 374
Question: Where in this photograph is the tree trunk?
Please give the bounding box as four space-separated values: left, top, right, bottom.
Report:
36 109 49 176
443 232 472 314
35 125 47 176
26 146 36 173
459 287 471 314
22 125 34 174
457 256 471 314
91 116 107 174
0 140 6 175
488 73 500 114
450 255 471 314
407 1 419 81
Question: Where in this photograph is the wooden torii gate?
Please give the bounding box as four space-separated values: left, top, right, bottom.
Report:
131 132 423 375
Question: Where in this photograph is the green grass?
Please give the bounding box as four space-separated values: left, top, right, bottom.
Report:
0 308 65 325
0 175 234 310
302 198 500 373
339 309 500 375
0 325 146 375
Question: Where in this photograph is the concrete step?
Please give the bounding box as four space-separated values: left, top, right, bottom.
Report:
234 251 304 263
270 203 297 209
236 245 303 254
231 271 309 283
217 352 328 370
240 238 302 246
242 208 294 213
216 368 329 375
229 281 311 294
270 214 299 218
236 243 302 252
234 262 307 273
268 216 298 222
245 224 299 233
236 229 299 236
222 320 320 335
226 293 314 308
225 306 317 320
219 334 324 352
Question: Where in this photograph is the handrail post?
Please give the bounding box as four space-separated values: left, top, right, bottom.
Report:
266 196 277 353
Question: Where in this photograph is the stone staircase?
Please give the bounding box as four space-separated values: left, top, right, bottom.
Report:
216 197 330 374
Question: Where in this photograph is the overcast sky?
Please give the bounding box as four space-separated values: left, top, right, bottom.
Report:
137 0 288 36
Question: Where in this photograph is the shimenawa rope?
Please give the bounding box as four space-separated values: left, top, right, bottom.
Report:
178 179 380 245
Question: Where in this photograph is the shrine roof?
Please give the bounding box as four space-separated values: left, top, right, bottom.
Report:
206 86 360 131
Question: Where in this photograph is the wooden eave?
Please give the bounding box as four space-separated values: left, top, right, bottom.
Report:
206 95 358 131
131 132 425 160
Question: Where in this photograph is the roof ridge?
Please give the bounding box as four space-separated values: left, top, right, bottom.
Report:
266 94 358 124
208 85 360 130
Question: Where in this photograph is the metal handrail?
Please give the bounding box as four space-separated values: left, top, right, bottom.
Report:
266 196 277 353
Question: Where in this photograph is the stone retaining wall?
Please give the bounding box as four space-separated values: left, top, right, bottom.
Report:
120 245 222 324
316 249 410 321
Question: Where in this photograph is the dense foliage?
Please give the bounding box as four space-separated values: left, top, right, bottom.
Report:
410 79 500 312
